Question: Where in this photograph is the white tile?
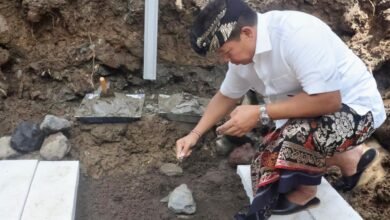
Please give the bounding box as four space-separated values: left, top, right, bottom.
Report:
0 160 38 220
237 165 254 203
270 210 314 220
308 178 363 220
21 161 79 220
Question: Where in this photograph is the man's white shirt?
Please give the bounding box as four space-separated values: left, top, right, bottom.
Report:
220 11 386 128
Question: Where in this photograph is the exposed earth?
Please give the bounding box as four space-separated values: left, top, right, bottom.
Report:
0 0 389 219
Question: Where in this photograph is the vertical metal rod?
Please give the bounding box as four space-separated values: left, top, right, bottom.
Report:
143 0 159 80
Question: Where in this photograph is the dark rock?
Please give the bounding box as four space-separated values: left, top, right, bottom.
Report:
10 121 46 153
374 122 390 150
374 99 390 150
228 143 256 167
96 65 114 76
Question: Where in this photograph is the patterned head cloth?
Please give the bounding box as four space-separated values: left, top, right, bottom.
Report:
190 0 248 56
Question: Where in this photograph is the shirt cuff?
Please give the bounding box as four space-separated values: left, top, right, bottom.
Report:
303 81 341 95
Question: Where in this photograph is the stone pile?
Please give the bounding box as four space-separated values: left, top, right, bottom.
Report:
0 115 72 160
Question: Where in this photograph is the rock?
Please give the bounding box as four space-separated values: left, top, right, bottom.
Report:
0 136 20 159
96 64 114 76
40 133 71 160
160 163 183 176
0 48 9 66
215 136 235 156
374 122 390 150
0 14 10 44
10 121 45 153
228 143 256 167
304 0 318 5
158 93 210 123
40 115 72 134
168 184 196 215
22 0 67 23
374 100 390 150
57 87 78 101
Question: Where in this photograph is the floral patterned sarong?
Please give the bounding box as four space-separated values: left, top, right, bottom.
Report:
251 104 375 191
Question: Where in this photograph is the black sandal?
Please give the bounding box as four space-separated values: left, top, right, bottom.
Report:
333 148 377 192
272 194 320 215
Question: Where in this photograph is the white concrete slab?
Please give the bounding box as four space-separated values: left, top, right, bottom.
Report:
0 160 38 220
237 165 363 220
308 179 362 220
21 161 79 220
236 165 254 203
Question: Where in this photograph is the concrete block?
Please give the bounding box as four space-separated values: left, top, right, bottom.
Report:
0 160 38 220
21 161 79 220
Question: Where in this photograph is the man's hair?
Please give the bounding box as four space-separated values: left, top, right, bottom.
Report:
190 0 257 56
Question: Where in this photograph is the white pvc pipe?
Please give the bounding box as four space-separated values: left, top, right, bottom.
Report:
143 0 159 80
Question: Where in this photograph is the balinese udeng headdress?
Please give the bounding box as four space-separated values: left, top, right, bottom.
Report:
190 0 248 56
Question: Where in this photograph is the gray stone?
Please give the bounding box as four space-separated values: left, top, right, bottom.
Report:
11 121 45 153
304 0 318 5
158 93 210 123
96 64 114 76
0 14 10 44
40 115 72 134
374 99 390 150
160 163 183 176
40 133 71 160
0 136 20 159
168 184 196 215
228 143 256 167
215 136 235 156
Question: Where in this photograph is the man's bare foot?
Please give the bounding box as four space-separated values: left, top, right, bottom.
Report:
326 144 365 176
286 185 317 206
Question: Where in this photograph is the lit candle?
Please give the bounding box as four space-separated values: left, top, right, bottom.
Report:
100 77 107 94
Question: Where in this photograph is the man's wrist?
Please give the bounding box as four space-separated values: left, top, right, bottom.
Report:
258 104 271 125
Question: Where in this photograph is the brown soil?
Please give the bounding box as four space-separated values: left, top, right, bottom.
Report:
0 0 389 219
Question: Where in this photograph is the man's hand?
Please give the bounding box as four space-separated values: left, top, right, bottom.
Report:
176 132 200 160
216 105 259 137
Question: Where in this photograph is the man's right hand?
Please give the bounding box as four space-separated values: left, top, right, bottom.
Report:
176 132 200 160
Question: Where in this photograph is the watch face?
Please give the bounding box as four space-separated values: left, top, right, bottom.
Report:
261 117 270 125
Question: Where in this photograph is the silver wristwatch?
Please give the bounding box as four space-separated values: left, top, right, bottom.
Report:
258 104 271 125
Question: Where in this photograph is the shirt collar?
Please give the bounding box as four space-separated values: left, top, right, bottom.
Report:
254 13 272 56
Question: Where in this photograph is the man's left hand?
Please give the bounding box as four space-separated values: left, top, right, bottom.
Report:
216 105 259 137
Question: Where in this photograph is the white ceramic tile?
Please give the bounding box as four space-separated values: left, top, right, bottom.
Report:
237 165 254 203
21 161 79 220
309 178 363 220
271 210 314 220
0 160 38 220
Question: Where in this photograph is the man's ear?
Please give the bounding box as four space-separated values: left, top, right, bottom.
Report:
240 26 255 38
